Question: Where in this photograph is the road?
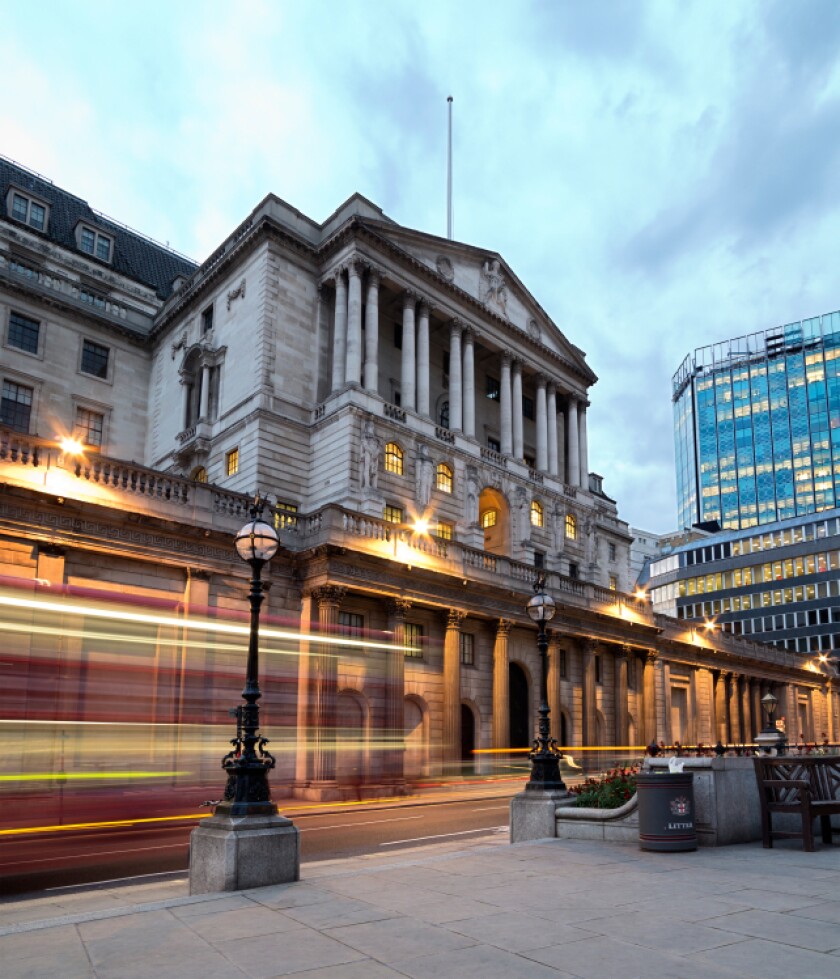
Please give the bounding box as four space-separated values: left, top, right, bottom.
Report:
0 783 524 897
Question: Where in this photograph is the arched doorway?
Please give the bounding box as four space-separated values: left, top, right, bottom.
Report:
479 486 510 556
461 704 476 771
404 697 428 779
336 691 365 788
509 662 530 750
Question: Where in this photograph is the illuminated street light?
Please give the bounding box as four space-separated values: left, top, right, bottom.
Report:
60 436 84 456
219 493 280 815
525 575 565 792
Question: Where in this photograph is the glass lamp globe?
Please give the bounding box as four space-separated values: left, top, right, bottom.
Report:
760 691 777 719
526 588 556 623
235 517 279 564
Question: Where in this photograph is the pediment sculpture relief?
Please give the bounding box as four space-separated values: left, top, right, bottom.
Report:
480 258 508 318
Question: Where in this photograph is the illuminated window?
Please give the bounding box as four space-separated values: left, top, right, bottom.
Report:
460 633 475 666
384 504 403 524
481 509 498 529
609 575 618 591
384 442 403 475
436 521 453 540
80 339 109 379
191 466 208 483
75 407 103 447
530 500 544 527
436 462 453 493
225 447 239 476
274 502 298 529
404 622 424 658
565 514 577 540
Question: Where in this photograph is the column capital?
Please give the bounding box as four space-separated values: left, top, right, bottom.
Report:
389 598 412 619
364 264 382 286
511 358 523 375
311 585 346 607
417 299 433 318
449 317 464 337
185 567 211 582
347 256 366 276
446 608 467 629
402 289 420 307
535 373 548 389
616 644 631 661
462 325 477 344
500 348 513 367
645 650 658 665
496 617 514 636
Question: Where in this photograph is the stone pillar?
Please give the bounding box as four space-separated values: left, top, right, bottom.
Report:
500 351 513 456
385 600 409 783
312 586 345 785
827 681 836 743
556 410 566 484
295 594 315 784
714 671 727 743
363 268 380 392
492 619 512 749
567 398 580 487
615 646 629 747
547 384 558 477
512 361 523 460
582 640 597 748
345 260 363 385
536 375 548 472
331 268 347 392
401 292 416 411
579 403 589 489
199 364 211 419
643 652 657 746
449 321 463 432
462 328 475 437
751 681 764 740
443 609 465 765
741 677 753 744
416 302 430 417
728 672 741 743
548 633 563 744
697 668 715 745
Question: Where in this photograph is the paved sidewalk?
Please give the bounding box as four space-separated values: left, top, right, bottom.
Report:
3 833 840 978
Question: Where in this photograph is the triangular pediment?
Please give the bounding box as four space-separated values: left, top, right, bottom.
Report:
360 219 594 383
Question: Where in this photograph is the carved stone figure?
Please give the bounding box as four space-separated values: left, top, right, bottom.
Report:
480 258 508 317
552 503 566 553
514 486 529 543
465 466 479 525
436 255 454 281
416 445 434 507
360 422 381 491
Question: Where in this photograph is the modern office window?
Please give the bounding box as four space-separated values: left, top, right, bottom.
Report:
486 375 500 400
460 632 475 666
202 305 214 333
403 622 424 658
436 521 453 540
9 191 47 231
530 500 544 527
481 509 498 529
274 502 298 530
74 407 103 447
225 447 239 476
7 311 40 354
80 339 109 379
436 462 453 493
384 442 404 475
78 225 112 262
565 514 577 540
384 504 403 524
1 379 33 432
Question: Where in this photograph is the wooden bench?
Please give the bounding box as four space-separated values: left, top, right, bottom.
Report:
753 756 840 851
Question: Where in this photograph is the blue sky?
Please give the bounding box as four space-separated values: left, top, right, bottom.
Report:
6 0 840 532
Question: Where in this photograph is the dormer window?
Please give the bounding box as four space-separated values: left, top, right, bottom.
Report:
7 189 48 232
76 224 113 263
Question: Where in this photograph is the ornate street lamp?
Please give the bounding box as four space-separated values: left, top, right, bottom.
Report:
755 689 787 755
218 494 280 815
525 575 566 793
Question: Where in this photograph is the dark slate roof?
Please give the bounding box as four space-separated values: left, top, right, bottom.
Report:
0 157 197 300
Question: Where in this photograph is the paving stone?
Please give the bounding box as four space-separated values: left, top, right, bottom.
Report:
704 908 840 952
322 916 478 963
214 927 367 977
0 925 94 979
695 937 840 978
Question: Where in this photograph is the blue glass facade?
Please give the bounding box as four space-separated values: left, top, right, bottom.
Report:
673 311 840 531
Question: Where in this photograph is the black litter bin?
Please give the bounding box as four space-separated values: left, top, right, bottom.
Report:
637 771 697 852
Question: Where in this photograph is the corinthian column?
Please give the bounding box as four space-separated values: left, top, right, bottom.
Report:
312 586 345 784
512 361 523 459
615 646 629 746
492 619 512 749
579 404 589 489
567 398 580 487
385 600 410 783
443 609 466 766
331 268 347 392
449 321 463 432
401 292 416 411
345 260 363 384
643 651 657 746
363 268 380 392
500 351 513 456
536 375 548 472
462 328 476 437
548 633 563 744
547 384 558 476
582 640 597 748
714 671 727 743
416 302 430 417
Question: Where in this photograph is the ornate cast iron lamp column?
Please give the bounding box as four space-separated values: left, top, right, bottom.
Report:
525 576 566 792
218 494 280 816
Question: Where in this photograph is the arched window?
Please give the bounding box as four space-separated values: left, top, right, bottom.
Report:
439 400 450 429
384 442 404 475
481 509 498 529
191 466 208 483
436 463 453 494
530 500 544 527
565 513 577 540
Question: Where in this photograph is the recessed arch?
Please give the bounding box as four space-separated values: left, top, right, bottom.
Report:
479 486 510 556
509 660 531 750
404 694 429 779
336 689 367 787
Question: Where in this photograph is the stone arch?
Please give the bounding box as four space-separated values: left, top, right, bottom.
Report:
336 688 368 787
479 486 510 556
404 694 429 779
461 700 478 769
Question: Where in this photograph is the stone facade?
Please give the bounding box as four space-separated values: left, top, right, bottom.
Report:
1 158 837 802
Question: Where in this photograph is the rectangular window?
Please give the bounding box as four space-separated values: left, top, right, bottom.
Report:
522 395 534 419
202 305 214 333
78 225 112 262
404 622 424 658
80 228 96 253
608 542 617 561
225 447 239 476
460 632 475 666
568 561 578 579
10 192 47 231
384 504 403 524
7 311 40 354
75 407 103 447
487 436 501 452
1 379 33 432
534 550 545 569
80 288 106 309
486 375 500 400
609 575 618 591
274 502 298 530
80 339 109 379
393 323 403 349
338 611 364 637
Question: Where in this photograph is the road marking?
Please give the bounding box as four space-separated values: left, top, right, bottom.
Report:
471 805 509 811
300 816 423 832
380 826 507 846
3 843 187 870
46 869 187 891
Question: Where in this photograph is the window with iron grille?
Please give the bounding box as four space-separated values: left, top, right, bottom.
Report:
75 407 103 447
1 379 33 432
7 311 39 354
81 339 109 378
460 633 475 666
403 622 424 658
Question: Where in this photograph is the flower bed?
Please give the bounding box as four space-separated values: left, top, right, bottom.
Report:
569 765 639 808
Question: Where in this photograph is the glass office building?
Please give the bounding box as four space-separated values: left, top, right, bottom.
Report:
673 310 840 531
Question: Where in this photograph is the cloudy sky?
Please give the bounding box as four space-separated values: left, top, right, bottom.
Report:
5 0 840 533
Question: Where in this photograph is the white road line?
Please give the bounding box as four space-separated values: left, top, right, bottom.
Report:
380 826 507 846
46 869 187 890
4 843 187 870
471 805 509 811
300 816 423 832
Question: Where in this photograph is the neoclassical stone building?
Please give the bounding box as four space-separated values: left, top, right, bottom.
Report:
1 156 835 801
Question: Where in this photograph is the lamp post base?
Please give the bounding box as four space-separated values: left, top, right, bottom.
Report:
189 812 300 894
510 786 570 843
